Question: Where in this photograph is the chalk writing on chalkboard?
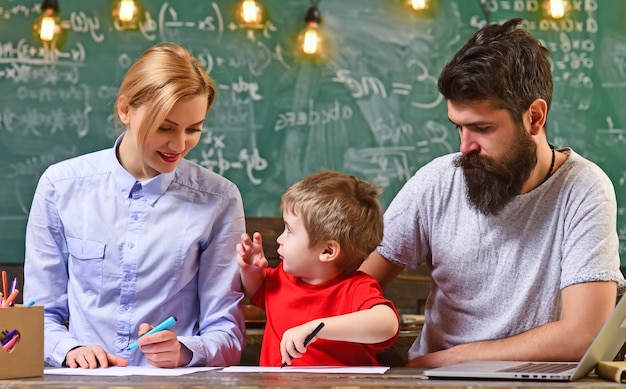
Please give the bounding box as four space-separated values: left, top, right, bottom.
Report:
0 0 624 265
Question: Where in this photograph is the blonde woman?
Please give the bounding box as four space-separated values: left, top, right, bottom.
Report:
24 43 246 369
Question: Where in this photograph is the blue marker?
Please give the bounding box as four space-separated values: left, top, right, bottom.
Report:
24 300 35 307
127 316 177 351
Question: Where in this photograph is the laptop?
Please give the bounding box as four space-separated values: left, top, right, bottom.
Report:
424 294 626 381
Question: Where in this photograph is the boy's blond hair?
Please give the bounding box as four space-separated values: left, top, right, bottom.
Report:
280 170 383 275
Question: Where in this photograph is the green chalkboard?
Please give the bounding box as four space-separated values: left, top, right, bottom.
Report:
0 0 625 264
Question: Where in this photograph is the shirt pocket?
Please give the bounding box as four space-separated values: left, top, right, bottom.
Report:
67 237 105 292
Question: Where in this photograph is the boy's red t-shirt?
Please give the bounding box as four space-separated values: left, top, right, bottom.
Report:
250 262 400 367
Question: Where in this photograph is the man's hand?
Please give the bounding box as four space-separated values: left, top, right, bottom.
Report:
406 346 467 368
64 345 128 369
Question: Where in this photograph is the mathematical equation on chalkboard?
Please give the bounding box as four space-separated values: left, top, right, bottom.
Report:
0 1 456 189
0 0 624 261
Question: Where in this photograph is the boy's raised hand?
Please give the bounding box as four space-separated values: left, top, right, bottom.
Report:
236 232 268 272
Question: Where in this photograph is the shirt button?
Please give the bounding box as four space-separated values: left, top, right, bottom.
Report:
128 242 135 249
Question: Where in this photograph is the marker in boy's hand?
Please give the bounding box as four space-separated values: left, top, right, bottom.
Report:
281 322 325 367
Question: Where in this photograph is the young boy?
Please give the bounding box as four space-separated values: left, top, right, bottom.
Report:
237 170 400 367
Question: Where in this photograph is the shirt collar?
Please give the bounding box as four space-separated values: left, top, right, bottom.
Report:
110 132 175 206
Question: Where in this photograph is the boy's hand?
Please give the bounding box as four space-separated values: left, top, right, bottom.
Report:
236 232 268 272
279 322 323 366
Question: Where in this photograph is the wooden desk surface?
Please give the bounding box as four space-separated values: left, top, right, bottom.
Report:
0 368 622 389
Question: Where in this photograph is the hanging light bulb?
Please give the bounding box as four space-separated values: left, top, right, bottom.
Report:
298 2 323 56
112 0 142 29
33 0 63 45
408 0 428 11
547 0 567 19
236 0 264 28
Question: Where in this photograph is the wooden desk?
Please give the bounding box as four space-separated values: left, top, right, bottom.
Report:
0 368 622 388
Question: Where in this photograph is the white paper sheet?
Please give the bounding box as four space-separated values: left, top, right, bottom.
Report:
44 366 221 376
220 366 389 374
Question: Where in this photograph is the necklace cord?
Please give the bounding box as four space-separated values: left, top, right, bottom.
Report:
544 143 555 183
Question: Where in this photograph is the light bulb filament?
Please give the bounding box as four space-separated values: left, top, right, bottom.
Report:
241 0 261 24
39 15 57 42
302 27 319 55
410 0 427 10
549 0 565 18
118 0 136 23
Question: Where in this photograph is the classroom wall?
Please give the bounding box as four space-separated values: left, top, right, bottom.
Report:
0 0 624 265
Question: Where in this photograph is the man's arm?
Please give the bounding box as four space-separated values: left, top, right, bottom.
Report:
407 281 618 368
360 250 405 289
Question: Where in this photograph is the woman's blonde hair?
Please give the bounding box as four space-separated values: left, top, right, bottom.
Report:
280 170 384 275
114 42 216 159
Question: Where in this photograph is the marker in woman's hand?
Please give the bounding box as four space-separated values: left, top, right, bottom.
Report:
127 316 177 351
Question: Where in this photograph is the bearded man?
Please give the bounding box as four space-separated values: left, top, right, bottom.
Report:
360 18 625 368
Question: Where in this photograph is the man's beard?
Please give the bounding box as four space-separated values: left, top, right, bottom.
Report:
454 128 537 216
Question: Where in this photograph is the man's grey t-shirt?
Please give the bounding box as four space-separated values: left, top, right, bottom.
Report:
377 149 625 359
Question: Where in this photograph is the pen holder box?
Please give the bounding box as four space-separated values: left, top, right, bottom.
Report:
0 305 43 379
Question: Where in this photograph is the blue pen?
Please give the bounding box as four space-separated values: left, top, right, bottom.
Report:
126 316 177 351
24 300 36 307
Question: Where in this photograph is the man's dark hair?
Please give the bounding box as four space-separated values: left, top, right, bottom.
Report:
438 18 553 127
